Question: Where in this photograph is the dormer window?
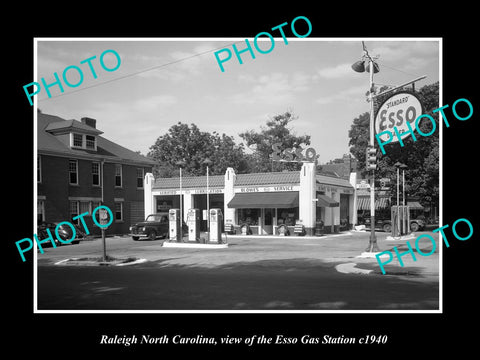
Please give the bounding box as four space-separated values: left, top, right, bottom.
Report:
86 135 96 150
70 133 97 151
73 133 83 148
45 118 103 151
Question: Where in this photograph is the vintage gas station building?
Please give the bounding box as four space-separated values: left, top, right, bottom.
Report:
144 163 356 235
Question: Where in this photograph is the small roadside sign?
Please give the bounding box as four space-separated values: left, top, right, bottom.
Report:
99 208 110 227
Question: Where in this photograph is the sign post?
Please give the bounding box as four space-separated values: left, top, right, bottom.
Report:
366 59 379 252
98 207 110 262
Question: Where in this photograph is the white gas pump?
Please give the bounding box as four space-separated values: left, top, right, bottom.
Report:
187 208 201 242
209 208 223 243
169 208 181 241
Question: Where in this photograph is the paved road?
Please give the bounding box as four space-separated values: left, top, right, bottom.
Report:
36 231 440 311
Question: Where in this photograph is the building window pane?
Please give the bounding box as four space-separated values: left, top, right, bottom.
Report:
115 202 123 221
37 156 42 183
136 168 144 188
86 135 96 149
37 199 45 223
70 201 79 220
73 133 83 147
79 201 91 214
278 207 298 226
92 162 100 186
115 164 122 187
238 208 259 225
69 160 78 185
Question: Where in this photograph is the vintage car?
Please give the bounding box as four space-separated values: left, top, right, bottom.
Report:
37 222 86 246
364 217 425 232
129 213 169 241
129 213 189 241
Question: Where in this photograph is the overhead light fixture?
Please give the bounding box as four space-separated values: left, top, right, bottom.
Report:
365 60 380 73
351 60 366 73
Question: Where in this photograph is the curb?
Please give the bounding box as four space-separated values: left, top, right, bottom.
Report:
227 231 353 240
163 242 229 249
54 257 148 266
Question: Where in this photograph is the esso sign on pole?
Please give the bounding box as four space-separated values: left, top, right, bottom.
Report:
375 92 423 143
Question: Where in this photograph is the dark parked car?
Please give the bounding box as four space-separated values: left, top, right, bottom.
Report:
37 222 86 247
129 213 189 241
364 217 425 232
129 213 168 241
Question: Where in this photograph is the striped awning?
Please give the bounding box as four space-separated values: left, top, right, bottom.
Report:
357 196 390 210
407 201 424 210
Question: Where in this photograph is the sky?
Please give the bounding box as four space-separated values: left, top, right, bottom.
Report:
35 38 440 164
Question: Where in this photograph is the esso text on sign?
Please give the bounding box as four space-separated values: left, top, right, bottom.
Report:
375 92 423 143
272 143 317 162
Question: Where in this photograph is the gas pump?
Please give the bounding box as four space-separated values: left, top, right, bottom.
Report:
187 208 200 242
169 208 181 241
391 205 410 236
209 208 223 243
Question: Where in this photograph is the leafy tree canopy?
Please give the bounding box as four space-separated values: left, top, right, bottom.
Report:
148 122 248 177
239 111 311 172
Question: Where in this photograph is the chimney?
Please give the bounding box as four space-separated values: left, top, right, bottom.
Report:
81 117 97 129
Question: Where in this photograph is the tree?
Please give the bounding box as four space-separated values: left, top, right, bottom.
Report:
239 111 312 172
148 122 249 177
209 132 249 175
348 82 440 208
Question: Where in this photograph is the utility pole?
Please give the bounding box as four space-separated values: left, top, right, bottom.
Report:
366 58 379 252
101 159 107 261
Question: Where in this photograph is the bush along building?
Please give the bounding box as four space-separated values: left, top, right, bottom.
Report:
37 111 156 235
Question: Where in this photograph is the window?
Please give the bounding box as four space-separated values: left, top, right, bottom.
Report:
115 164 122 187
278 207 299 226
70 133 97 150
37 156 42 183
69 160 78 185
86 135 96 150
70 201 79 221
238 208 260 226
37 199 45 223
80 201 91 214
115 202 123 222
73 133 83 148
92 162 100 186
136 168 144 188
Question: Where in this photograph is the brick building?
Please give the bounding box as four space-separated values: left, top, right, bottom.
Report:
37 111 156 235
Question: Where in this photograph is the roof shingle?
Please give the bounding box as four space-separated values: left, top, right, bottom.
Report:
152 171 354 189
38 112 156 166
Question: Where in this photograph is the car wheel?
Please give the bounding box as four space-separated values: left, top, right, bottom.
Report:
382 223 392 232
148 231 157 241
410 222 419 232
132 236 140 241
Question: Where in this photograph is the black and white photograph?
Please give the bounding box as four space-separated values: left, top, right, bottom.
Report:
33 37 442 312
7 6 478 356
